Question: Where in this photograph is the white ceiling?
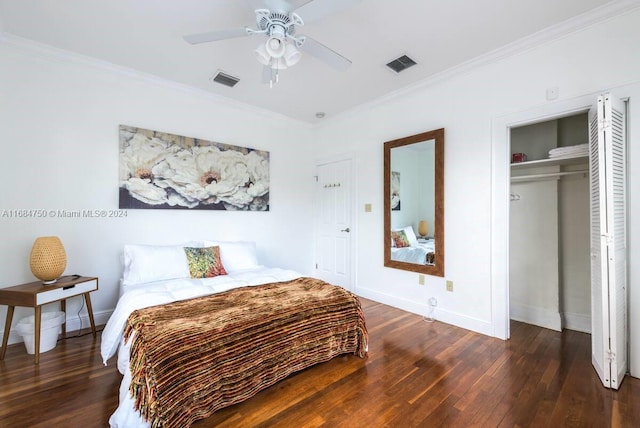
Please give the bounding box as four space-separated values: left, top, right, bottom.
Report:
0 0 628 124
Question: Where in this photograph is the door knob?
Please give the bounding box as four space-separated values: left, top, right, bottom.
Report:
341 227 350 233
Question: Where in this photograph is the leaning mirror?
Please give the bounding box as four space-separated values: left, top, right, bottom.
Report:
384 128 444 276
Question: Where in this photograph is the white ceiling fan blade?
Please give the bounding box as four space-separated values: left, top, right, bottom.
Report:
299 36 351 72
293 0 361 24
183 28 249 45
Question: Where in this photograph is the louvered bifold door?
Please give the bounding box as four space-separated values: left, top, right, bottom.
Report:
589 93 627 390
589 101 607 387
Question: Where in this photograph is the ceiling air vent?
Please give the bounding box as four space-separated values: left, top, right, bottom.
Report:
386 54 417 73
211 71 240 88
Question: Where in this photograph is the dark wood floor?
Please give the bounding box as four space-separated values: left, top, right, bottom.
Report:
1 298 638 427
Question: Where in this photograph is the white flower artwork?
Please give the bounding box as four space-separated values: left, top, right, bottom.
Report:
391 171 401 211
119 125 270 211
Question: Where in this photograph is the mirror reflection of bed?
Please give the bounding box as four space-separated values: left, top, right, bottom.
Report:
390 225 435 265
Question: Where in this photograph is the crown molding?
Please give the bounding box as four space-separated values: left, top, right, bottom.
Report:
332 0 640 122
0 31 312 128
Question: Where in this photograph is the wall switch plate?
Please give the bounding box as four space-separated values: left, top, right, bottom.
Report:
419 274 425 285
546 86 559 100
446 280 453 292
364 203 372 212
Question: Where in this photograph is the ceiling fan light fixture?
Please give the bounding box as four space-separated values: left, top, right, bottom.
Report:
284 42 301 67
255 43 271 65
265 34 286 58
271 56 288 70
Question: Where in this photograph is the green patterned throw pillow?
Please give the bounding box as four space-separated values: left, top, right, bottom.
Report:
184 246 228 278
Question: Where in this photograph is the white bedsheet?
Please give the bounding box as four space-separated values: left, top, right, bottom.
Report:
101 266 303 428
390 239 435 264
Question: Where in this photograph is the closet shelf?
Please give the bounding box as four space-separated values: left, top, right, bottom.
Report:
510 153 588 170
511 169 588 183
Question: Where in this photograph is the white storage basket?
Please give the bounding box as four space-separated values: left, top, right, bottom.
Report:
16 311 65 354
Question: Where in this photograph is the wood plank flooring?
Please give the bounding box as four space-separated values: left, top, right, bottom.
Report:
1 298 638 427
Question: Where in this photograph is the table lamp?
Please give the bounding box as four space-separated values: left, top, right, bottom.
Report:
418 220 428 238
29 236 67 284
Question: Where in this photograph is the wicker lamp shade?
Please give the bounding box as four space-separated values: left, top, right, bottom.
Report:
30 236 67 284
418 220 428 237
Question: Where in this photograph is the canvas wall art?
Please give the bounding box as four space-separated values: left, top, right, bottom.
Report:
391 171 401 211
119 125 269 211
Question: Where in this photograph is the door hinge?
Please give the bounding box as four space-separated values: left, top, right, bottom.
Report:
606 349 616 363
314 175 318 182
315 263 318 269
601 232 614 245
598 118 611 132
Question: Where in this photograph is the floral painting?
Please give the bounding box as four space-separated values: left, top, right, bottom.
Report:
391 171 401 211
119 125 270 211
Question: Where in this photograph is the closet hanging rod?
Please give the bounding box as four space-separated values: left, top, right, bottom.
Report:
511 169 588 183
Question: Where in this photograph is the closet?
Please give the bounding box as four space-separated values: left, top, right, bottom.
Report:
508 93 627 390
509 113 590 333
509 93 629 389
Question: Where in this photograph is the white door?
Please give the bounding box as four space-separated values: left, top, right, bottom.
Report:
315 159 352 290
589 93 627 389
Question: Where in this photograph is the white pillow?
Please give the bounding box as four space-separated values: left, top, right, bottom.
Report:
204 240 259 272
122 244 190 286
401 226 418 246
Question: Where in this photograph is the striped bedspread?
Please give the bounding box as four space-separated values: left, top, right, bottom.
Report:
124 277 368 427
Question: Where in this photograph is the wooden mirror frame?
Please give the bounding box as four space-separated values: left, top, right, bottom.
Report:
384 128 445 276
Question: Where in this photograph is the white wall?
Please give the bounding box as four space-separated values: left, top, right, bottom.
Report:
559 172 590 331
314 8 640 376
509 120 561 331
0 37 315 344
509 178 561 331
510 120 558 161
558 114 591 332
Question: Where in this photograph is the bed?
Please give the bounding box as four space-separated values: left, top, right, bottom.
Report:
390 226 436 265
101 241 368 428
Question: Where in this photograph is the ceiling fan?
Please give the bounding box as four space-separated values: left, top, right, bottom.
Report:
183 0 360 84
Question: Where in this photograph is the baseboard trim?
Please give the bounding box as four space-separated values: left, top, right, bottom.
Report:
510 302 562 331
562 311 591 333
1 309 113 347
355 286 493 337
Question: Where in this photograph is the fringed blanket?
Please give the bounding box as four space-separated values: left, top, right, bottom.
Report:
124 277 368 428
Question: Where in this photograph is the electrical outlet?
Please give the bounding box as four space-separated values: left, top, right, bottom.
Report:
364 203 372 212
446 280 453 292
418 274 425 285
429 297 438 307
